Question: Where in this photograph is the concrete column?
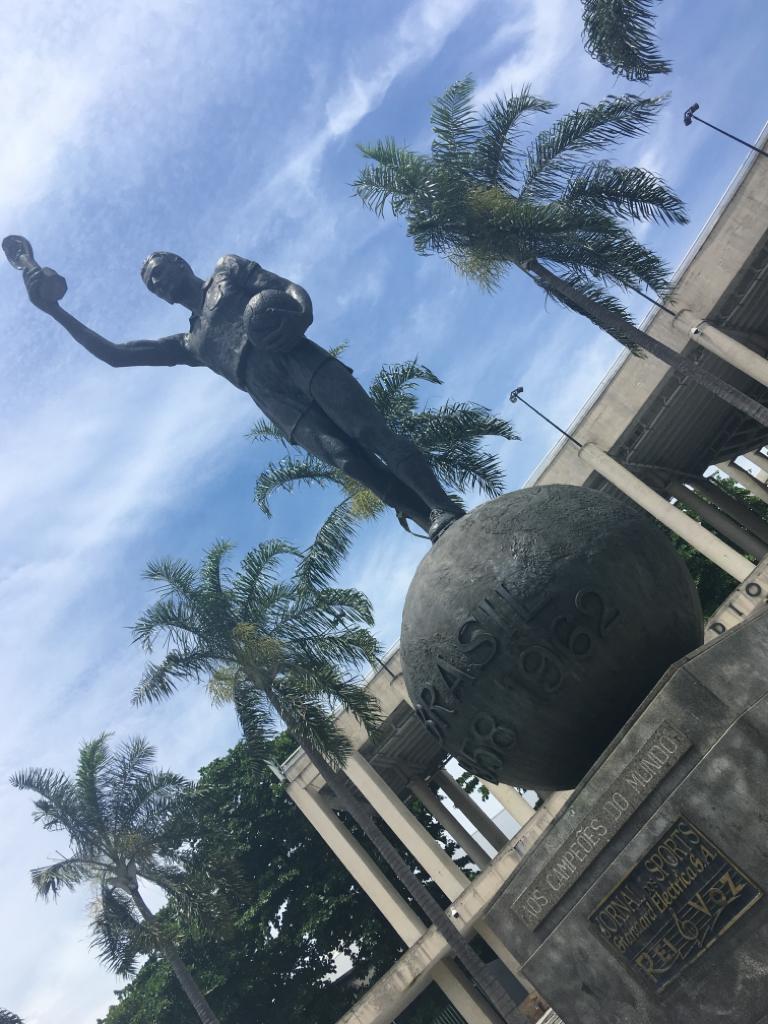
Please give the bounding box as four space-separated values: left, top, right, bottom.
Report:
693 476 768 546
578 443 754 581
409 779 492 869
483 781 536 827
432 960 506 1024
666 480 768 561
436 770 512 850
676 311 768 389
285 781 425 947
543 790 574 816
345 752 468 901
746 449 768 478
716 461 768 503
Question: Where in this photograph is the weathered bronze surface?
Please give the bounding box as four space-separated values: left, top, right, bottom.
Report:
10 244 460 535
589 816 763 995
400 486 704 790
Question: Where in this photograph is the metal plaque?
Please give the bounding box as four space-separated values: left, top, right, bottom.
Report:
589 816 763 994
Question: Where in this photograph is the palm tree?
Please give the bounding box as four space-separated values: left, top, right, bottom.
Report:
132 539 523 1023
353 79 768 430
581 0 671 81
11 735 221 1024
251 357 516 564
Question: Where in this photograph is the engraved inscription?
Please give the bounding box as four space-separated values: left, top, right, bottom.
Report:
417 582 620 777
514 722 690 929
589 817 763 994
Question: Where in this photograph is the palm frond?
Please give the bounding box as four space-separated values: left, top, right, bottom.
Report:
299 666 383 736
0 1009 25 1024
9 767 83 837
131 595 202 653
354 140 434 217
581 0 671 81
248 416 296 447
105 737 155 829
73 734 112 846
141 556 197 600
253 455 340 516
296 498 360 591
430 76 480 168
268 682 353 770
532 268 644 352
118 769 191 838
30 857 93 900
231 539 299 620
520 94 666 201
368 359 442 422
90 885 146 977
131 650 219 706
232 678 276 764
200 539 235 597
561 161 687 225
475 87 555 188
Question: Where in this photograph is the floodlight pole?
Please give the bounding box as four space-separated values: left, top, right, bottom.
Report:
683 103 768 159
509 387 582 447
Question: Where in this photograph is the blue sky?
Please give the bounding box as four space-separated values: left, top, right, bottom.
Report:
2 1 768 1019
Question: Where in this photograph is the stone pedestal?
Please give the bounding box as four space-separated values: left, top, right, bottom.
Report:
486 608 768 1023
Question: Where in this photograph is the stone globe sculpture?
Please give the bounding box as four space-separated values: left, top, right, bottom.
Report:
400 485 704 791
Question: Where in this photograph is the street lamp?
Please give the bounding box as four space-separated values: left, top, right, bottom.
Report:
683 103 768 159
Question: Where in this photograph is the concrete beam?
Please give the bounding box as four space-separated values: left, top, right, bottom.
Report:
345 752 469 901
435 770 511 851
694 476 768 546
676 310 768 389
578 443 753 581
482 780 536 828
285 781 425 947
667 480 768 560
717 461 768 503
410 778 492 869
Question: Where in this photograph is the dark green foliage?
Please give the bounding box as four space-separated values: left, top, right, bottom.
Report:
97 736 462 1024
354 78 686 351
581 0 671 81
252 357 516 561
668 475 768 616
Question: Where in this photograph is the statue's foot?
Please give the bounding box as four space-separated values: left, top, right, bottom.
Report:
428 509 462 544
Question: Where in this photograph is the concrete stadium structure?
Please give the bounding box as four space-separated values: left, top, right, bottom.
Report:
279 125 768 1024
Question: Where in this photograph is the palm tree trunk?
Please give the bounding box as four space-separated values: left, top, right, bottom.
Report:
131 889 221 1024
528 260 768 430
294 739 524 1023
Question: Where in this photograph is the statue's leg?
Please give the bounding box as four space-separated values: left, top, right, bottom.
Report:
309 361 463 522
291 405 432 531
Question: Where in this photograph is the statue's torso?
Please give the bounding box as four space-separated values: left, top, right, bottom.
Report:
185 255 255 389
185 254 346 439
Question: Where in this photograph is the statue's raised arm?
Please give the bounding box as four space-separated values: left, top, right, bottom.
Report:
4 236 200 369
5 241 462 539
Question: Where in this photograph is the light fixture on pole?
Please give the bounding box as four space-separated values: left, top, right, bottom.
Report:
683 103 768 159
508 386 582 447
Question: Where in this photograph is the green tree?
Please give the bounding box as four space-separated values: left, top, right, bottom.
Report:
11 735 221 1024
132 539 522 1022
252 357 515 558
353 78 768 430
581 0 671 81
98 734 451 1024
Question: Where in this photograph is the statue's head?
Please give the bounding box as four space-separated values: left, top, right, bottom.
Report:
140 251 194 304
